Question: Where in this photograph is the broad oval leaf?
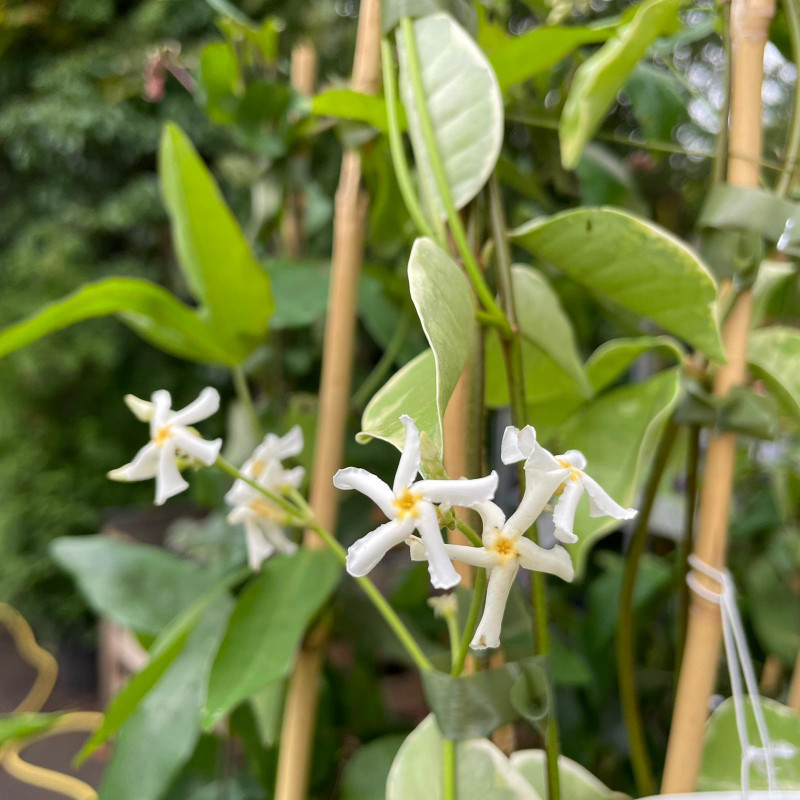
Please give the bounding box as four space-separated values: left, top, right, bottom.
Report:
204 550 341 726
341 734 407 800
312 89 400 132
511 207 723 361
586 335 684 392
386 715 541 800
559 0 681 168
0 277 238 366
748 326 800 424
510 750 627 799
159 122 273 353
397 12 503 216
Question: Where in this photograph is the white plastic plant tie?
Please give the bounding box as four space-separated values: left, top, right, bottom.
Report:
686 555 797 797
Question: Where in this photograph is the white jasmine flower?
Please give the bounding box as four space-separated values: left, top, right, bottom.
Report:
502 425 637 544
409 497 574 650
108 388 222 506
333 415 498 590
427 593 458 619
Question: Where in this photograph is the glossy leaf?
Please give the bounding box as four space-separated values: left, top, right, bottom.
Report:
511 207 723 361
341 735 406 800
0 277 237 366
204 550 341 726
586 335 684 392
748 326 800 423
159 122 273 353
386 715 540 800
50 536 220 636
312 89 402 132
397 12 503 216
557 368 682 573
559 0 681 168
381 0 477 37
699 697 800 790
408 238 475 455
625 62 686 141
511 751 626 799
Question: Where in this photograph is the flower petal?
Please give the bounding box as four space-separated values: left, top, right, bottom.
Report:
277 425 304 459
150 389 173 431
471 561 519 650
346 517 415 577
123 394 153 422
552 478 584 544
414 501 461 589
170 387 220 427
154 443 189 506
172 428 222 466
406 535 498 568
517 539 574 582
244 519 275 570
500 425 537 464
280 465 305 490
393 415 421 493
581 473 637 521
414 471 498 507
526 443 561 471
474 501 506 534
561 449 587 471
504 468 570 537
260 520 299 556
333 467 396 519
107 442 160 482
224 480 257 508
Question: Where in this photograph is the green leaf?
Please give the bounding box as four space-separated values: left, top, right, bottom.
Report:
624 62 686 141
381 0 477 36
0 277 238 365
341 735 407 800
511 265 591 395
699 697 800 790
511 751 627 799
248 679 286 747
197 42 240 125
0 713 67 747
748 326 800 423
98 598 233 800
312 89 404 133
408 237 475 455
511 207 724 361
358 349 439 451
267 259 331 330
204 550 341 726
397 12 503 216
557 368 682 573
586 335 684 392
489 25 613 92
50 536 221 636
575 144 647 214
159 122 273 353
386 715 540 800
559 0 681 168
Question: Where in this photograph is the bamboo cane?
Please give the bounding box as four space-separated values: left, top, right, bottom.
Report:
789 652 800 711
273 5 381 799
660 0 775 790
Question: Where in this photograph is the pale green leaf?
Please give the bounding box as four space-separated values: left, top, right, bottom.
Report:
0 277 238 365
267 259 330 330
386 715 541 800
511 751 628 799
159 122 273 352
699 697 800 790
586 335 684 392
559 0 681 168
624 62 686 141
511 207 723 361
341 735 407 800
397 12 503 216
312 89 403 132
0 713 68 748
748 326 800 423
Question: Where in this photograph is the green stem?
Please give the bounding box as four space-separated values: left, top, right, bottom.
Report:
353 307 411 408
777 0 800 197
380 38 437 240
615 418 677 798
445 610 461 671
398 17 510 336
231 366 262 439
215 455 297 517
452 567 487 676
454 519 484 548
712 3 731 186
442 737 456 800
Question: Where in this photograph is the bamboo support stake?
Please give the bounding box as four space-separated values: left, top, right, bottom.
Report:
661 0 774 791
789 652 800 711
274 6 381 800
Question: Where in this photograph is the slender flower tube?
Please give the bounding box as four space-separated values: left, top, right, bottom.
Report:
333 415 498 589
107 388 222 506
502 425 637 544
225 427 305 570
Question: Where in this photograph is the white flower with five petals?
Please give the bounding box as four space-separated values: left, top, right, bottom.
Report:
501 425 637 544
108 388 222 506
333 415 498 589
225 427 305 570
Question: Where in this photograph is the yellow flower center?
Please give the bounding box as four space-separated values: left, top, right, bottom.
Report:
250 498 283 521
393 489 422 519
554 458 581 495
153 426 172 446
488 532 518 560
250 458 266 478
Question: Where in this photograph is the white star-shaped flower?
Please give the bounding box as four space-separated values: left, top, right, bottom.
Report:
333 415 498 589
501 425 637 544
225 427 305 570
108 388 222 506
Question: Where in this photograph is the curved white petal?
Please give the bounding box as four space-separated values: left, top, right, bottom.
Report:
393 415 421 493
504 468 570 537
245 520 275 570
414 471 498 507
123 394 153 422
346 517 415 577
406 535 498 569
333 467 396 519
414 501 461 589
150 389 173 431
552 479 584 544
474 501 506 534
581 473 637 521
561 449 587 471
526 443 561 471
280 465 306 490
108 442 160 482
170 387 220 427
259 520 298 556
172 428 222 466
154 443 188 506
500 425 537 464
277 425 304 459
517 539 574 582
471 561 519 650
